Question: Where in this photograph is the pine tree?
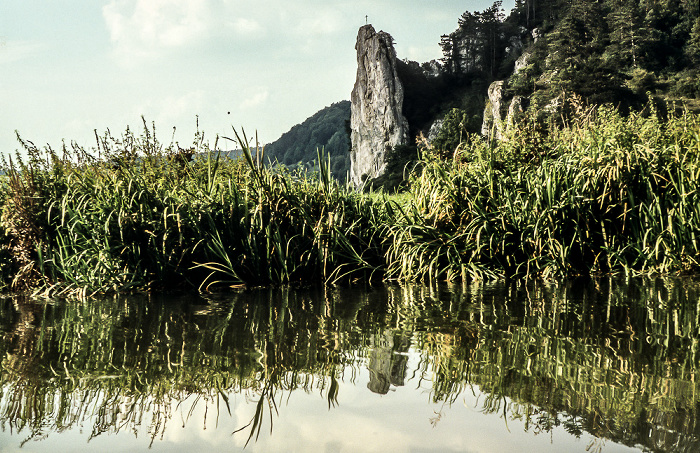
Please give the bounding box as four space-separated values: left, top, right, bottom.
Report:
607 0 653 69
439 1 506 78
687 17 700 64
478 1 506 78
457 11 481 72
439 34 455 72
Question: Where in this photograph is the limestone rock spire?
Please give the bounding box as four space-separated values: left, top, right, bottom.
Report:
349 25 409 187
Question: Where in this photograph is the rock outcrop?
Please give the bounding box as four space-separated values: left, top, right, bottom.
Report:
481 80 507 139
367 330 411 395
481 80 528 140
513 51 531 75
350 25 409 187
426 118 444 144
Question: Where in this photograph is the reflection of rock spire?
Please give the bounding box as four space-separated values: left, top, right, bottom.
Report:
367 330 411 394
3 298 41 376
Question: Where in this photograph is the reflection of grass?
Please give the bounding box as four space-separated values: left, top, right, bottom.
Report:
1 279 699 450
0 289 369 444
233 369 280 447
419 278 700 451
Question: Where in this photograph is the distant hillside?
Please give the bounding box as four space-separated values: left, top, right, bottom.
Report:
264 101 351 181
265 1 700 185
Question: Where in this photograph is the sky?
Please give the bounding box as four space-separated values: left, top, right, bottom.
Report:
0 1 513 155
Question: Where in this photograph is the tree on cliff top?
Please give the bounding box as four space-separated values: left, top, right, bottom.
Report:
440 1 505 79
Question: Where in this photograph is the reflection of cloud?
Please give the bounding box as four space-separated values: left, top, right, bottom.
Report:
0 40 47 65
239 89 268 110
225 373 480 453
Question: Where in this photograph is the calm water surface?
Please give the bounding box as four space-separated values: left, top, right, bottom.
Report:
0 278 698 452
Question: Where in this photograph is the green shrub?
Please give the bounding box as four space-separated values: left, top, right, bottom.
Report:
626 68 657 95
0 124 388 295
387 103 700 281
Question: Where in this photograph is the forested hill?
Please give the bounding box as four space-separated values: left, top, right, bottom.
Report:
418 0 700 139
264 1 700 182
264 101 351 181
468 0 700 106
393 0 700 158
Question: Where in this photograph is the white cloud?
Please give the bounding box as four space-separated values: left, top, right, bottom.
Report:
229 17 264 36
405 45 443 63
101 0 357 65
102 0 213 63
127 90 206 142
161 90 206 123
292 9 344 37
0 40 47 65
239 89 269 110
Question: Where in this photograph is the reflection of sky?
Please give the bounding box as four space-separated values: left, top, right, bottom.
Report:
0 352 642 453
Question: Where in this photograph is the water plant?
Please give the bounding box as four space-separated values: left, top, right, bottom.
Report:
1 101 700 293
387 101 700 281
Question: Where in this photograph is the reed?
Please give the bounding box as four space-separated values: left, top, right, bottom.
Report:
1 102 700 292
0 121 388 294
387 102 700 281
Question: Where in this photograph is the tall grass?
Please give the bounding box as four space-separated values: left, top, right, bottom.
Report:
0 120 387 295
387 101 700 281
1 102 700 293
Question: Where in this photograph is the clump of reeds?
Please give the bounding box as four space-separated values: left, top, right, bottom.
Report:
0 120 387 295
2 101 700 293
387 101 700 281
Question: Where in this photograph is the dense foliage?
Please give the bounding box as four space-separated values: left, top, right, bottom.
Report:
390 101 700 280
0 122 385 295
263 101 351 181
399 0 700 162
440 0 700 104
1 104 699 294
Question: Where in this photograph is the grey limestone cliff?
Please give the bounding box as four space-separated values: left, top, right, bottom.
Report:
350 25 409 187
481 80 527 140
481 80 507 139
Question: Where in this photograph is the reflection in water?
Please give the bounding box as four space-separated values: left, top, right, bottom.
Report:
0 278 699 451
367 330 411 394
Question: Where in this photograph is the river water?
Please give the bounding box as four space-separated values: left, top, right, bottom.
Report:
0 278 698 452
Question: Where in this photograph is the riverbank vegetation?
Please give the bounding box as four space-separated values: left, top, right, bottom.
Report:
0 123 386 295
392 100 700 280
1 102 699 295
